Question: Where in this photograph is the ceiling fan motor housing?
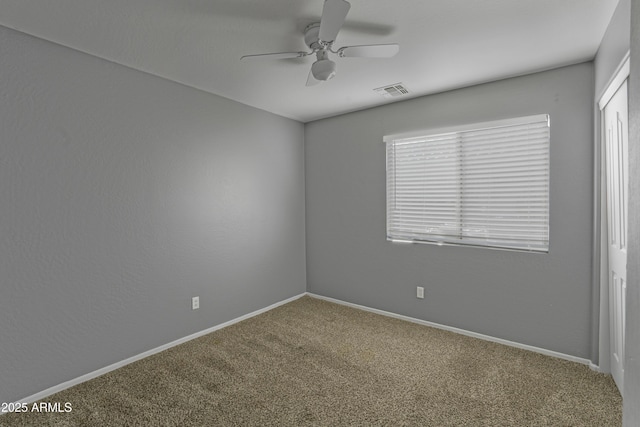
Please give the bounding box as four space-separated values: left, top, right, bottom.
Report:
304 23 322 50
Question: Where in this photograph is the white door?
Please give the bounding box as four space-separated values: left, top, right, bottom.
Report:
604 79 628 393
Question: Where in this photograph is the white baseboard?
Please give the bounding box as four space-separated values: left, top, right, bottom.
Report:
12 291 595 407
12 293 306 406
589 362 603 372
307 293 593 366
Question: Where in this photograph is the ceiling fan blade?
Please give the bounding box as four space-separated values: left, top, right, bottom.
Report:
338 43 400 58
306 68 321 86
241 52 308 61
319 0 351 43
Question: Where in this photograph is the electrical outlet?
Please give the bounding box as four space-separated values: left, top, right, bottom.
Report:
192 296 200 310
417 287 424 299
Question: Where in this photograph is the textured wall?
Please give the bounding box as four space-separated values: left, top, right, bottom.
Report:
305 63 595 359
594 0 631 98
623 0 640 424
0 26 305 403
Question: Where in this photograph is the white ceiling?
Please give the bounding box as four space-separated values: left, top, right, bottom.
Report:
0 0 619 122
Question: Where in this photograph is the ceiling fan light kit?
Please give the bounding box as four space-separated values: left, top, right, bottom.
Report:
311 59 337 81
311 51 337 81
240 0 400 86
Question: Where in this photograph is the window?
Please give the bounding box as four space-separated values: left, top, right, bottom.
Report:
385 114 550 252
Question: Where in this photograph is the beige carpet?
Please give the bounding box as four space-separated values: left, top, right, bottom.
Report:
1 296 621 426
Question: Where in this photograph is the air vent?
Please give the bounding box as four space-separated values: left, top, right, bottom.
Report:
374 83 409 98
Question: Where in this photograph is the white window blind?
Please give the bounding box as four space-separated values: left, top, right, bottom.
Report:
385 114 550 252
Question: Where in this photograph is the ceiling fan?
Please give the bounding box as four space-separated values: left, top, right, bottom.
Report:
240 0 400 86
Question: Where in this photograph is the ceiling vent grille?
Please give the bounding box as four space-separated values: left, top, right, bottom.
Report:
374 83 409 98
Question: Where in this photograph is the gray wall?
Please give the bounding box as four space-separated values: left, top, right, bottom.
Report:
305 63 595 359
0 26 306 403
595 0 631 98
623 0 640 424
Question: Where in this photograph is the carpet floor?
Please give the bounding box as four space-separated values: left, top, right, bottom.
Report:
1 296 622 426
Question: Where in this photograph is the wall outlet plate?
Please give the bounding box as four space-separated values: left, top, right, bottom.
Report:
417 287 424 299
192 296 200 310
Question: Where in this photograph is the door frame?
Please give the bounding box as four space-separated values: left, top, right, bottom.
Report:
596 52 630 375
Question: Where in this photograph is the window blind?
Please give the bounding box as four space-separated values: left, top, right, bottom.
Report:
385 114 550 252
